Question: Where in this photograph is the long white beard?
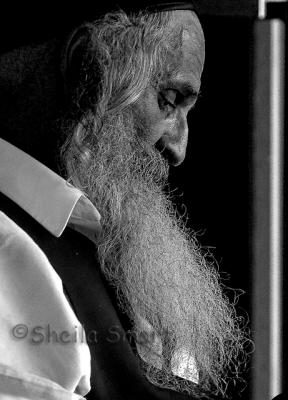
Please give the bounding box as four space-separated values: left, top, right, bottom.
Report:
61 108 248 397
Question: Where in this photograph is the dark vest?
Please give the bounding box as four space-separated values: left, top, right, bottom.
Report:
0 192 223 400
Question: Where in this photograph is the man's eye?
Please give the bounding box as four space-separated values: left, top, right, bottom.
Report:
158 90 178 110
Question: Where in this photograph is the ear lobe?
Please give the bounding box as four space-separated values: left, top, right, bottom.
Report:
61 24 91 96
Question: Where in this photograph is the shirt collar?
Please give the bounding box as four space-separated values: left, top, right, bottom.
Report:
0 138 101 238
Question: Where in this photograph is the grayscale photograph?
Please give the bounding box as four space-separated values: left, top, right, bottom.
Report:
0 1 286 399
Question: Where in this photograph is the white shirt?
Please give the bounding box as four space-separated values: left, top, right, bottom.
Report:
0 138 199 400
0 138 101 400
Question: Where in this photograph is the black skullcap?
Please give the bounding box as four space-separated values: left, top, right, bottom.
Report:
91 1 195 14
0 1 196 54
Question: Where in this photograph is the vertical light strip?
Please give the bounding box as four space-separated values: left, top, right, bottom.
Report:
269 19 284 399
258 0 266 19
259 1 288 20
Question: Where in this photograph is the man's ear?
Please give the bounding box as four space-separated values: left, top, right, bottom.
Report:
61 24 91 97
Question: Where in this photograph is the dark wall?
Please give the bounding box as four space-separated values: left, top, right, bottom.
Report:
193 0 258 17
169 16 255 399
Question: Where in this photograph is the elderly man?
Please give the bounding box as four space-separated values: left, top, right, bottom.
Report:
0 1 248 399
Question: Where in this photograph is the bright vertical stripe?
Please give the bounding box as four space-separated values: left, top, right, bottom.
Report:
269 19 284 399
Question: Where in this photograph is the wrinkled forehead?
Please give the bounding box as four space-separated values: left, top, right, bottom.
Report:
185 12 205 51
167 10 205 77
169 10 205 55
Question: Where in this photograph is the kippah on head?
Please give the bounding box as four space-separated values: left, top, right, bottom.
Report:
1 1 195 54
116 1 195 13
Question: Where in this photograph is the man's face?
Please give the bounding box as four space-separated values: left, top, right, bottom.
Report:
134 10 205 166
62 10 246 396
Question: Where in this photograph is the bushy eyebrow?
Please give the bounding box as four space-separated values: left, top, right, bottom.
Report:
165 78 200 100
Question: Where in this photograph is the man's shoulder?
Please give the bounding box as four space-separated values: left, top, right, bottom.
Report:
0 208 64 293
0 210 41 251
0 210 28 252
0 210 23 236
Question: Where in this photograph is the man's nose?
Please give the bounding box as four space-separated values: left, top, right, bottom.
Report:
161 113 189 166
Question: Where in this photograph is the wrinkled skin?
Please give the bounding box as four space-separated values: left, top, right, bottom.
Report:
134 10 205 166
